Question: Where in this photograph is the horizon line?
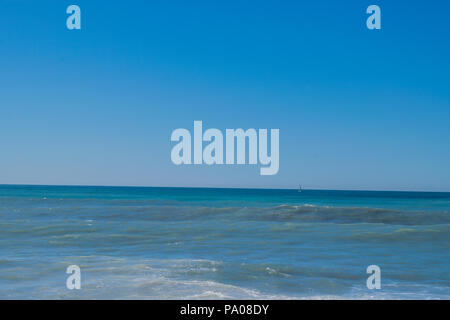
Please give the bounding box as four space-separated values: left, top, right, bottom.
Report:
0 183 449 194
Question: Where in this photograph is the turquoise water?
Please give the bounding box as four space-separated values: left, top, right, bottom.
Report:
0 185 449 299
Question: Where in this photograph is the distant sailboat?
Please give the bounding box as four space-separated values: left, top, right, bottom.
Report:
298 185 302 192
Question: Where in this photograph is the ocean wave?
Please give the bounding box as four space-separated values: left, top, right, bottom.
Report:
131 203 449 226
339 225 450 243
1 200 449 226
245 204 449 225
1 256 448 299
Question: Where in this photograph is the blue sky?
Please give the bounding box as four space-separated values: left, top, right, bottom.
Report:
0 0 449 191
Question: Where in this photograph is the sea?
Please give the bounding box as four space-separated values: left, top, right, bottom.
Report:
0 185 449 299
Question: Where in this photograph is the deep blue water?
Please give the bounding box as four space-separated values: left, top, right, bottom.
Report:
0 185 449 299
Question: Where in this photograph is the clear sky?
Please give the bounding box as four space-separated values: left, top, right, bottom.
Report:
0 0 449 191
